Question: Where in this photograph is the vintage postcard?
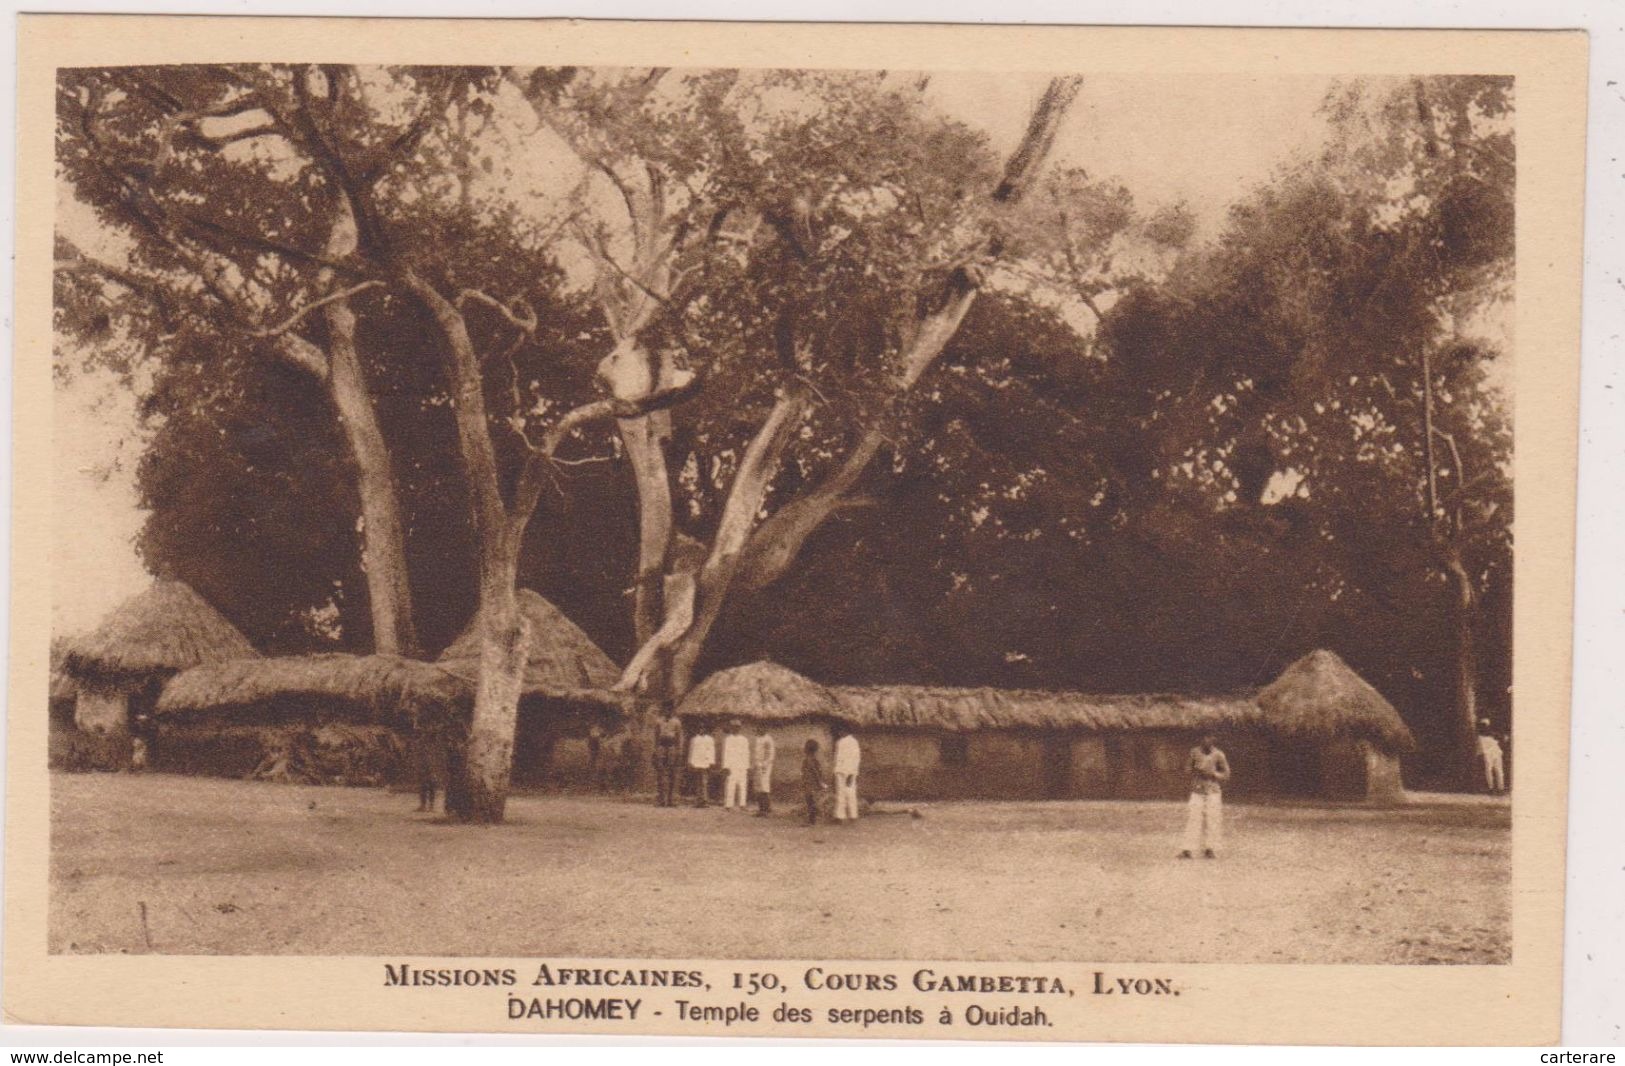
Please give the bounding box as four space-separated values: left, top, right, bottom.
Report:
5 15 1586 1044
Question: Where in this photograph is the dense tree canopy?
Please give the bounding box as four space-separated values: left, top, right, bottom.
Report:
57 68 1514 790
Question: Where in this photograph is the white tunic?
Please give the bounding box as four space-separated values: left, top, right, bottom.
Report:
722 733 751 772
834 734 861 776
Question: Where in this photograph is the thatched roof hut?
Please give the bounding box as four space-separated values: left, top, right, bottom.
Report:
156 653 464 723
828 686 1260 735
437 589 619 697
1256 649 1415 753
61 580 258 687
680 661 843 723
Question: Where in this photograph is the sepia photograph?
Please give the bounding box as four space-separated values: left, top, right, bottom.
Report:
5 14 1588 1044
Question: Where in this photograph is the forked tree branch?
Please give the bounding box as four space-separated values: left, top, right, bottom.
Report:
250 281 384 337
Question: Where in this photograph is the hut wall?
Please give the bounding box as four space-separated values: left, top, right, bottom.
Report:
512 700 632 789
1069 735 1112 797
765 721 836 793
1364 745 1407 805
1317 737 1406 805
1066 731 1272 800
1068 731 1195 799
851 729 1054 801
74 690 129 735
850 729 1286 802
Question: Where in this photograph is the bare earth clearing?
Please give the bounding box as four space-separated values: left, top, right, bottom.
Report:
50 773 1510 964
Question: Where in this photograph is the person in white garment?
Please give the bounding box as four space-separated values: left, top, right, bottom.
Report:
832 726 862 823
750 723 777 816
1476 719 1506 793
721 720 751 810
687 728 717 808
1179 734 1230 859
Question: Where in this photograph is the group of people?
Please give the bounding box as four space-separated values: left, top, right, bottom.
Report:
651 707 862 824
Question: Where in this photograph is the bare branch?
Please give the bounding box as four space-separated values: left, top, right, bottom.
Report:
249 280 384 338
541 376 702 460
508 374 703 528
456 288 539 334
181 121 284 150
994 76 1084 204
571 219 673 311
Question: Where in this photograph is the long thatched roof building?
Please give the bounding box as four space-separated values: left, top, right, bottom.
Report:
678 650 1414 804
827 686 1261 735
156 589 626 725
156 653 464 722
60 580 258 686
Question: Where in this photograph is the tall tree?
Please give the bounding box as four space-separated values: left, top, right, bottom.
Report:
534 74 1086 703
55 68 420 656
1094 75 1513 780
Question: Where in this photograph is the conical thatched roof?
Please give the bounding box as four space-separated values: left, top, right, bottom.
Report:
437 589 619 693
679 661 843 722
156 653 465 723
1257 649 1415 753
61 580 258 684
829 686 1260 735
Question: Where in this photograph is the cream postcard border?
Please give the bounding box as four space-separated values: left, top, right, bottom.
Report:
4 16 1588 1045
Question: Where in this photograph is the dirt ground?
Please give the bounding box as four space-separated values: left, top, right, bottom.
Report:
49 772 1510 963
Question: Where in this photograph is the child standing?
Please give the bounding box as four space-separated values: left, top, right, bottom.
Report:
801 738 826 826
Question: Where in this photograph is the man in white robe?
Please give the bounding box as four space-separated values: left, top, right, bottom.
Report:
721 720 751 810
833 727 862 822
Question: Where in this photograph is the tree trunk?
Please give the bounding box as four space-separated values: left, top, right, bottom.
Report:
404 268 527 823
1444 548 1480 790
461 558 530 822
323 297 419 657
619 414 673 648
316 203 419 656
621 390 810 700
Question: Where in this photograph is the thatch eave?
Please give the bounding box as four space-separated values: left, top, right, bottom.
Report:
829 685 1262 735
158 652 630 726
62 580 258 685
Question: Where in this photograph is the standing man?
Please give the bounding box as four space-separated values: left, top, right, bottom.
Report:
833 726 862 823
1476 718 1506 794
721 720 751 810
586 722 605 791
1180 733 1230 859
652 704 684 807
751 723 777 816
687 726 717 807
